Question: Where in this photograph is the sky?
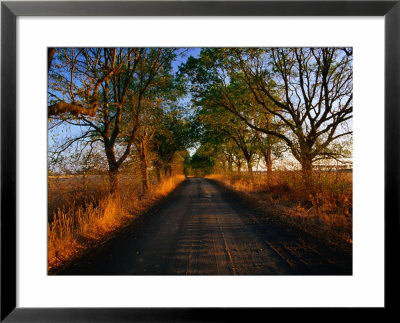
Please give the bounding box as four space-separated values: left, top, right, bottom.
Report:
48 47 353 171
172 47 201 72
48 48 202 164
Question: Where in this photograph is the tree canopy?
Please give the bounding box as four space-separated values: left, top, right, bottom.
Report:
48 47 352 189
181 48 352 178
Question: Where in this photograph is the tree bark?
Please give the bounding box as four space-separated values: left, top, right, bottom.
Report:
105 140 120 194
300 156 314 191
236 161 242 172
228 160 233 173
246 160 253 178
48 101 97 117
140 159 150 194
163 165 172 178
108 169 119 194
263 146 273 184
155 164 162 183
135 138 150 194
48 48 56 72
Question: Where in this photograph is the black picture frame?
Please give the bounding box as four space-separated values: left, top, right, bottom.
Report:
1 0 398 321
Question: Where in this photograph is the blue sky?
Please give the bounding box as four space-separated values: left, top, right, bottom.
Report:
172 47 201 72
48 48 201 159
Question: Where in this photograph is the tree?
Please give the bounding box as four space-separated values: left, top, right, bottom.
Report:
181 49 283 178
133 122 156 194
182 48 353 182
195 104 259 176
48 48 179 192
152 105 192 181
190 147 215 176
230 48 353 179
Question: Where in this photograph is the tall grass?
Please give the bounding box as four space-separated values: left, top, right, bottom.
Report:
48 174 185 272
208 170 352 252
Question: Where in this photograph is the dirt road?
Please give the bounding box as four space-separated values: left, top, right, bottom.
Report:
56 178 351 275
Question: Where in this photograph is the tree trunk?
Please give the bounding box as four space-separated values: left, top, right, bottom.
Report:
236 161 242 173
163 165 172 178
136 139 150 194
246 160 253 178
108 168 119 194
301 156 314 191
105 141 119 194
263 146 273 184
48 48 56 72
156 165 162 183
140 159 149 194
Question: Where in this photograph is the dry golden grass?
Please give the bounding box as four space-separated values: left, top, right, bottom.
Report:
48 174 185 272
208 170 352 251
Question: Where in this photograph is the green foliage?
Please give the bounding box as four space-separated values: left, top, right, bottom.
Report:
190 149 215 176
48 47 352 180
181 47 353 173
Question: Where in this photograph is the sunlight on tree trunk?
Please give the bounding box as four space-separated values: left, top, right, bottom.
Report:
246 161 253 178
264 148 273 184
109 170 119 194
140 159 150 194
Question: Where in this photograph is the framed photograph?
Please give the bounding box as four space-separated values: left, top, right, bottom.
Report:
1 0 398 321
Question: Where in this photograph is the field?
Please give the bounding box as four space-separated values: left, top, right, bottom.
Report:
48 168 352 272
208 170 352 253
48 174 185 271
47 47 354 274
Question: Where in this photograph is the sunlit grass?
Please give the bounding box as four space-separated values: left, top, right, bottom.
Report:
208 170 352 251
48 174 185 272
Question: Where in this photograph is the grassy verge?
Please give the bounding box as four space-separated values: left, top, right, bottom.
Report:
207 171 352 254
48 175 186 272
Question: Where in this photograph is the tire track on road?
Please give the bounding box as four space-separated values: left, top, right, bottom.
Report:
56 177 351 275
